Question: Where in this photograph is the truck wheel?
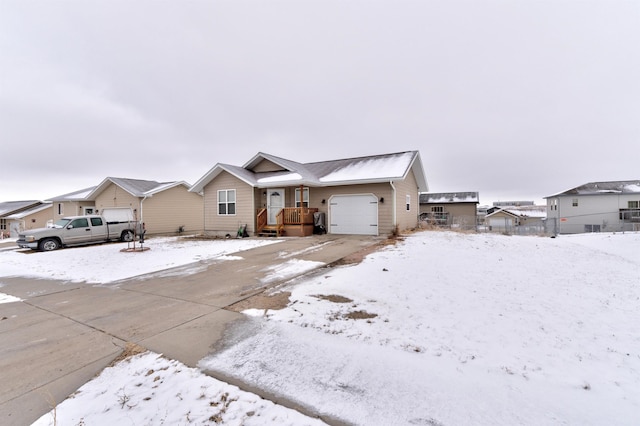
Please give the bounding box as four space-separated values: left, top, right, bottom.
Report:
121 231 134 242
39 238 60 251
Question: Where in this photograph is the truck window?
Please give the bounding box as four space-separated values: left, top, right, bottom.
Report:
53 219 71 229
70 218 89 228
90 217 103 226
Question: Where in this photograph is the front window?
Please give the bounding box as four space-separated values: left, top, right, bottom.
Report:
406 195 411 211
295 187 309 208
0 218 6 230
629 201 639 209
58 203 64 215
218 189 236 215
572 199 578 207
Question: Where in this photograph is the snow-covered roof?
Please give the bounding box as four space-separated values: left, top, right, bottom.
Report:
0 200 43 217
486 206 547 219
48 186 97 202
546 180 640 198
143 181 192 196
190 151 428 193
87 177 187 199
504 208 547 218
5 202 52 219
419 192 479 204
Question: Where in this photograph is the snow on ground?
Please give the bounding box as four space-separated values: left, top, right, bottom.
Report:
201 231 640 425
0 236 280 284
31 350 325 426
0 292 21 304
5 231 640 425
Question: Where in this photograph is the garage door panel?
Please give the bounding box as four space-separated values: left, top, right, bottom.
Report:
330 194 378 235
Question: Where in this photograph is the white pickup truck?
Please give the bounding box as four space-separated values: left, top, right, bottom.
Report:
17 215 136 251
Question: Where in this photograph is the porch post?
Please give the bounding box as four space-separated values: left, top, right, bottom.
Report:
299 184 304 235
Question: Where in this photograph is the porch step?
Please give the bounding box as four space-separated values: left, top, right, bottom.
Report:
258 225 284 237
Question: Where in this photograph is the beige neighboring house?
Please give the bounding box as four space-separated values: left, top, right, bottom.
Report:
87 177 204 236
419 192 479 230
49 187 98 222
0 201 53 238
485 206 547 233
49 178 204 236
190 151 428 237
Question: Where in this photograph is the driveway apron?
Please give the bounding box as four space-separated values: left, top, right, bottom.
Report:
0 235 382 425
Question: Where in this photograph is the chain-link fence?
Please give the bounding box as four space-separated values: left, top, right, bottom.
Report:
419 209 640 236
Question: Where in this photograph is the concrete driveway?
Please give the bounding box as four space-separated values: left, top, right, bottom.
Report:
0 235 384 425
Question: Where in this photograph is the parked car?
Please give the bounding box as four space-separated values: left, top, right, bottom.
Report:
16 215 136 251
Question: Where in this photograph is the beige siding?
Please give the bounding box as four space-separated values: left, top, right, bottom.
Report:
252 160 285 173
95 183 142 218
54 201 95 222
203 171 255 236
420 203 478 228
22 206 54 230
201 173 420 237
141 185 204 235
393 170 419 233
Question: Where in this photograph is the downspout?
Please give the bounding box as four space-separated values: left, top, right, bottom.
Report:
199 191 205 235
390 180 396 234
140 195 148 232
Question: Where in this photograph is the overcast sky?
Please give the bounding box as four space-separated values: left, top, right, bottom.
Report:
1 0 638 205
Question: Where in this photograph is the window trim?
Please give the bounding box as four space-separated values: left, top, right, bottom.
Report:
295 187 309 208
217 189 237 216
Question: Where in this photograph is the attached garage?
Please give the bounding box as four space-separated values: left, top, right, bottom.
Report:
329 194 378 235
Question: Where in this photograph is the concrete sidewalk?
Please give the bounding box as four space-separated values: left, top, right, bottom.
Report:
0 235 384 425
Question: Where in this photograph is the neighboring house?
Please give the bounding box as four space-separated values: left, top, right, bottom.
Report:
190 151 428 237
85 177 204 236
4 203 53 237
49 178 204 236
485 206 546 234
419 192 479 230
0 200 51 238
545 180 640 234
49 186 98 221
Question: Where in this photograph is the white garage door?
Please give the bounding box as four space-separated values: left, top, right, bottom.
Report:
329 194 378 235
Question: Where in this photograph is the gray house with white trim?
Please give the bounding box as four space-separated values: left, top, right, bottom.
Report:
545 180 640 234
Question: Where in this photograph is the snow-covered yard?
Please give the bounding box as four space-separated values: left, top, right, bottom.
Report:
0 236 280 284
2 231 638 425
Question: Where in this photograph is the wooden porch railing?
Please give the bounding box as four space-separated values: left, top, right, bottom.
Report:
257 208 268 232
282 207 318 225
256 207 318 236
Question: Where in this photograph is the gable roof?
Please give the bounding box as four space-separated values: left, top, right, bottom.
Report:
0 200 43 217
5 202 52 219
546 180 640 198
420 192 479 204
47 187 97 202
87 177 190 199
191 151 428 193
485 208 520 219
486 206 546 219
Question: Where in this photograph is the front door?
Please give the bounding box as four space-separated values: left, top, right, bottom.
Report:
267 188 285 225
